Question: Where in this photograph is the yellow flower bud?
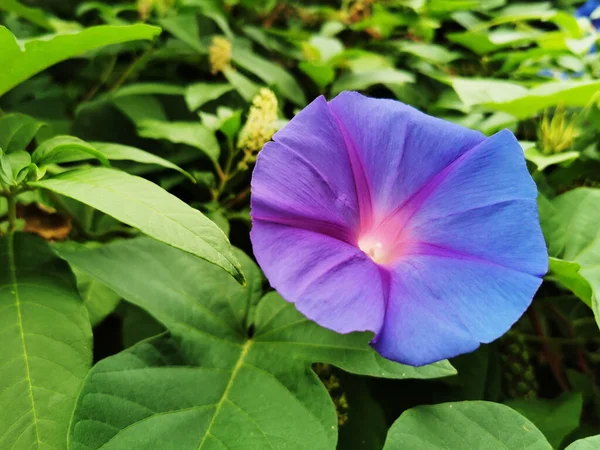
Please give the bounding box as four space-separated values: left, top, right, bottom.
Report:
137 0 174 20
237 88 279 158
209 36 232 75
539 103 578 155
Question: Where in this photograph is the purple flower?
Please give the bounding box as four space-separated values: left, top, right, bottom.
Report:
250 92 548 366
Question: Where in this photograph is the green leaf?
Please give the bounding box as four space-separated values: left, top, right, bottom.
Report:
450 78 528 109
394 42 460 64
32 135 111 167
448 30 545 54
159 13 205 53
0 113 44 153
554 189 600 261
137 120 220 163
451 78 600 119
305 36 344 62
113 95 168 124
538 193 566 257
332 68 415 95
31 168 243 283
224 67 259 101
442 345 501 401
0 24 161 96
185 82 234 111
0 233 92 449
231 45 306 106
114 83 185 98
91 142 194 182
61 238 454 449
0 149 33 185
547 258 593 307
566 435 600 449
505 393 583 449
0 0 55 30
121 302 165 348
74 268 121 327
551 188 600 325
0 148 15 185
299 62 336 89
187 0 233 37
382 401 552 449
523 145 580 171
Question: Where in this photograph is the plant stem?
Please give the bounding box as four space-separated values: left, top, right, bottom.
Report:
545 304 595 379
213 141 238 202
109 47 153 93
81 54 118 103
7 194 16 233
224 186 251 209
528 307 570 391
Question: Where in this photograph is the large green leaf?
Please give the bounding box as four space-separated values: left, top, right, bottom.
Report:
382 401 551 449
566 436 600 449
505 393 582 449
551 188 600 326
0 24 161 96
60 238 455 450
0 233 92 449
31 168 243 283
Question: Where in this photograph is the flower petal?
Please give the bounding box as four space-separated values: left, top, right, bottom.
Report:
396 129 548 275
251 96 359 243
251 221 386 334
328 91 485 218
405 130 537 226
405 201 548 276
373 255 542 366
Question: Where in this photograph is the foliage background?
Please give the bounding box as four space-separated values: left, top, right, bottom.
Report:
2 0 600 448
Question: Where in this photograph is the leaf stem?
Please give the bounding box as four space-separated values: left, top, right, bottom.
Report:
213 140 238 201
109 46 153 93
7 194 17 233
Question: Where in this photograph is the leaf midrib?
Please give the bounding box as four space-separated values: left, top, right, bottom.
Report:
7 233 42 447
196 339 252 449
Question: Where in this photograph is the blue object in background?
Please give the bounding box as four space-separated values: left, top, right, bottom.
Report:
576 0 600 28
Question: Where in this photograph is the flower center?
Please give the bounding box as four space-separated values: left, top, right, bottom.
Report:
357 213 414 266
358 235 394 265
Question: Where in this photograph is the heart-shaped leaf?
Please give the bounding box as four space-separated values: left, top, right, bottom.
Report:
382 401 552 449
59 238 455 450
0 233 92 449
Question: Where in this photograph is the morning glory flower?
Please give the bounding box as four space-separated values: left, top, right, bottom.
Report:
250 92 548 366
